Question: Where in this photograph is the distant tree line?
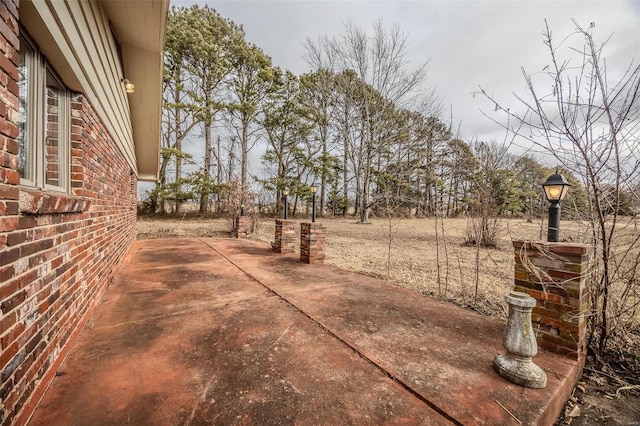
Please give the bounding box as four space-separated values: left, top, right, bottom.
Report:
147 6 638 228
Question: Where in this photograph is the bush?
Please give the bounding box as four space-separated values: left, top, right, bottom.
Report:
463 217 500 248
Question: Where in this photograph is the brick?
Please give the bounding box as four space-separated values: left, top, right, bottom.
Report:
0 13 18 51
547 268 583 282
0 265 13 282
0 244 18 264
0 53 17 82
1 348 24 382
1 290 25 314
0 321 24 349
547 243 590 256
0 216 17 232
6 230 25 246
543 300 578 315
0 310 16 335
0 377 13 403
530 257 568 271
3 200 17 214
24 331 42 355
17 216 37 230
4 137 18 155
559 327 583 341
538 331 579 351
0 117 17 138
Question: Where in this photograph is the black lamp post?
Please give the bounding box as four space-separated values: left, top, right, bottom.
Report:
282 188 289 220
542 169 571 242
310 183 319 222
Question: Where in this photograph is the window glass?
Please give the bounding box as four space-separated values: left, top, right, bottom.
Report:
45 71 62 187
17 44 31 180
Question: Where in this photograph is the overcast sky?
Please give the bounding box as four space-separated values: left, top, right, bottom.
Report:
164 0 639 182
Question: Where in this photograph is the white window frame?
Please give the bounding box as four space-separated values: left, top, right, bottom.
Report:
18 30 70 193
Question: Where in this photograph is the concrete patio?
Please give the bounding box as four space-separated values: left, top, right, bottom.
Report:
28 238 581 425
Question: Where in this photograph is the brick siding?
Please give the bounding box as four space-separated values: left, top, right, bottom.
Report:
0 2 138 422
234 216 249 239
300 222 326 264
513 241 590 361
273 219 295 254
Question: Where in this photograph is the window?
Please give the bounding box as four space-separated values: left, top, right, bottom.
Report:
18 31 70 192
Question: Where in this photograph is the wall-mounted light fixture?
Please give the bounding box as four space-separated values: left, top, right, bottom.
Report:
121 78 135 94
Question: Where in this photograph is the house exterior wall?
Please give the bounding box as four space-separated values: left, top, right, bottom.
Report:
19 0 137 175
1 0 139 424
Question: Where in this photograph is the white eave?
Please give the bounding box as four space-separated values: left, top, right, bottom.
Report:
102 0 168 182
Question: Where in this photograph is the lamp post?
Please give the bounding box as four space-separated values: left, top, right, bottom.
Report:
310 183 319 222
542 169 571 242
282 188 289 220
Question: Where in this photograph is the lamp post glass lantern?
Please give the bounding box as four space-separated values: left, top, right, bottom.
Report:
282 189 289 220
542 169 571 242
310 183 319 222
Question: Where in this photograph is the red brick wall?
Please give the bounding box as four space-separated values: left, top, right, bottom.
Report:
300 222 326 264
234 215 249 238
513 241 590 361
273 219 295 254
0 1 138 423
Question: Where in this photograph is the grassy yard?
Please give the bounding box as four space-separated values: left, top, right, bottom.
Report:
138 215 593 317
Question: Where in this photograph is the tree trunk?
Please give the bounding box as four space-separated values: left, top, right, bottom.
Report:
200 121 212 213
359 173 370 223
320 136 326 218
342 156 348 217
342 105 350 217
359 143 372 223
240 115 249 206
275 137 285 215
216 135 222 212
157 152 171 215
354 172 361 217
174 79 182 214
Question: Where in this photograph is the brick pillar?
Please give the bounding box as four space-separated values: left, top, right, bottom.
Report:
300 222 326 264
274 219 295 253
513 241 590 361
234 216 249 238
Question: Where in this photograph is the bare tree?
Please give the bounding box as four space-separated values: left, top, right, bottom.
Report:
304 20 436 223
483 20 640 353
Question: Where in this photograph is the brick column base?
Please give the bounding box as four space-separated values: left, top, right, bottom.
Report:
513 241 591 361
274 219 296 253
300 222 326 264
234 216 249 238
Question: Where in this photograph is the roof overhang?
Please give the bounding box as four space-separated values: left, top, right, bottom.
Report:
101 0 169 182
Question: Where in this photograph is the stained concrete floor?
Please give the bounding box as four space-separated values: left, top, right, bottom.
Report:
28 238 581 425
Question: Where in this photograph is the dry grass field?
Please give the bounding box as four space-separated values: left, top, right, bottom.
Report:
259 217 540 316
138 215 594 317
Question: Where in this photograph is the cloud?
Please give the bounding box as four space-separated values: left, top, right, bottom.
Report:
171 0 639 154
